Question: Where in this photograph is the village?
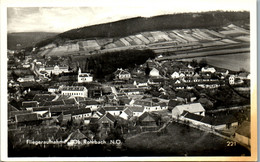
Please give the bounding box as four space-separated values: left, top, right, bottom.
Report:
7 47 251 155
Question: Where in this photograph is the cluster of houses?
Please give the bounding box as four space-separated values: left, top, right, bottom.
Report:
8 55 251 148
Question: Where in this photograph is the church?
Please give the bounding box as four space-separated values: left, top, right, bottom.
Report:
78 68 93 83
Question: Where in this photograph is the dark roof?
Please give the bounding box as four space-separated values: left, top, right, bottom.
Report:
63 108 91 115
159 102 167 107
182 111 204 121
235 121 250 138
31 105 84 113
138 112 157 122
104 106 125 111
123 108 133 116
183 112 238 126
15 113 38 122
10 110 32 118
43 100 65 106
79 100 99 105
33 94 56 102
63 98 77 105
97 108 106 115
8 104 18 112
168 100 180 107
99 112 116 123
119 98 131 105
22 101 38 108
129 106 145 112
68 129 88 140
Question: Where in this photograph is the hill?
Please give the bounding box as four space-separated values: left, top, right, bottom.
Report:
35 11 249 48
8 32 58 50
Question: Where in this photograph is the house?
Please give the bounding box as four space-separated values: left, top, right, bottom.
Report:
66 129 89 146
180 111 239 130
133 80 148 89
43 65 69 76
131 100 161 112
61 86 88 98
201 67 216 73
179 68 194 77
168 99 181 111
171 71 180 79
229 75 244 85
64 108 92 120
119 88 144 95
172 103 205 118
48 86 59 93
114 68 131 80
78 68 93 83
57 112 72 125
198 97 214 110
235 121 250 146
128 107 145 117
103 106 125 116
17 75 35 82
149 68 160 77
33 94 56 103
22 101 39 108
119 107 133 120
9 110 33 120
98 112 116 128
138 112 158 131
80 100 100 111
15 113 39 123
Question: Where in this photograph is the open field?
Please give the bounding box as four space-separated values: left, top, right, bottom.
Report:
124 122 250 156
38 24 249 58
180 52 250 72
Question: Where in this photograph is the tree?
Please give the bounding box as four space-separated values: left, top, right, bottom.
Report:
90 123 100 136
199 58 208 67
145 63 151 76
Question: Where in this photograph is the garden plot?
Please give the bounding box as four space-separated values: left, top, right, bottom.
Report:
136 34 150 44
130 36 143 45
67 44 79 52
150 31 167 42
221 39 238 44
219 29 249 37
194 29 216 40
201 41 226 47
120 38 131 46
204 29 225 38
104 43 117 49
170 31 188 43
142 32 156 43
96 38 113 46
173 30 196 42
125 37 138 45
227 24 250 34
39 48 52 56
114 39 126 47
234 36 250 42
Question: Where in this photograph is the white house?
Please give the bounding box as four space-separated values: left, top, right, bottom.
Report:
172 103 205 118
201 67 216 73
149 68 160 77
17 75 35 82
61 86 88 98
119 107 133 120
129 107 145 117
78 68 93 83
104 106 125 116
171 71 180 79
114 68 131 80
44 65 69 76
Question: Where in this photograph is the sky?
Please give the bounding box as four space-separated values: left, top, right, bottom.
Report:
6 0 252 33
